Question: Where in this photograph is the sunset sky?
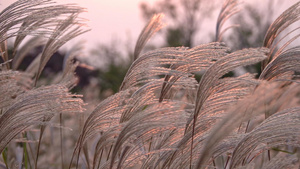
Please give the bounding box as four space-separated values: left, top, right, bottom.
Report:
1 0 299 65
62 0 150 47
1 0 150 51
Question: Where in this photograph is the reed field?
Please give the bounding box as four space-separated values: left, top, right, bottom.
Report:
0 0 299 168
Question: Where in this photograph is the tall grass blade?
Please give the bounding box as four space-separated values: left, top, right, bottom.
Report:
23 133 29 169
0 37 8 68
1 147 8 169
60 114 64 169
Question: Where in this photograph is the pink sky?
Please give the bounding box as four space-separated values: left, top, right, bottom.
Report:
1 0 299 67
65 0 148 47
0 0 151 53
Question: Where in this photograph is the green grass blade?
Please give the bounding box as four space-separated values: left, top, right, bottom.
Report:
2 147 8 169
23 132 28 169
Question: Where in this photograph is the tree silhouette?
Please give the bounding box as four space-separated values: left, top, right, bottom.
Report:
140 0 215 47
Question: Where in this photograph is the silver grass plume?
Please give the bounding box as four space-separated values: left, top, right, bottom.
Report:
67 1 300 169
260 48 300 80
25 53 42 75
162 74 259 168
0 1 88 168
261 154 299 169
259 1 300 82
12 36 45 70
188 48 268 128
196 81 300 168
133 14 164 61
0 0 89 75
159 43 230 102
35 13 89 84
229 107 300 168
120 42 230 90
0 84 84 153
121 46 191 90
215 0 239 42
0 0 81 58
110 101 188 169
53 43 84 89
0 70 32 110
262 1 300 69
70 88 137 168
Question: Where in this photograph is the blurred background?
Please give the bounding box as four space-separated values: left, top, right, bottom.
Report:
1 0 299 102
